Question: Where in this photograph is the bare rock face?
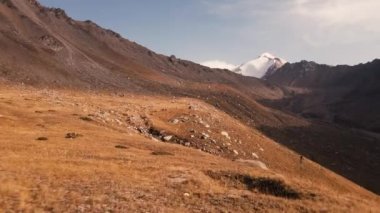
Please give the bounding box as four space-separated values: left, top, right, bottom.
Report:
39 35 63 51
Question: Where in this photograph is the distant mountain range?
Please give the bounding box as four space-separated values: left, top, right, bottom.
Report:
264 59 380 133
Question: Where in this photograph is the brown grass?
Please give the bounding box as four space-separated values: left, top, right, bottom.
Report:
0 84 379 212
205 171 301 199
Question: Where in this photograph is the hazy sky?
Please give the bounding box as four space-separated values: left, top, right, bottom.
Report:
40 0 380 66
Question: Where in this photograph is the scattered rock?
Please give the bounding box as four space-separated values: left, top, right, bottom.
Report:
169 55 177 63
151 151 174 156
183 193 190 197
137 127 147 134
80 116 93 121
171 119 179 124
233 150 239 155
36 137 48 141
65 132 81 139
201 133 210 140
181 116 190 121
115 145 128 149
251 153 259 159
221 131 230 139
163 135 173 142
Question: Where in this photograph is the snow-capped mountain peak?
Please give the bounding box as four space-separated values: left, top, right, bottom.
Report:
234 53 287 78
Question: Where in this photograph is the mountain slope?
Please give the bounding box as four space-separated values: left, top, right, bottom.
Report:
260 60 380 194
0 1 276 95
1 84 378 211
264 59 380 133
0 1 379 210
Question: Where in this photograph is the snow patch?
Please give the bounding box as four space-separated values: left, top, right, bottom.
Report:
201 60 236 70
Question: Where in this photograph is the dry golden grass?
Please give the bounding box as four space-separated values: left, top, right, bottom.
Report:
0 84 379 212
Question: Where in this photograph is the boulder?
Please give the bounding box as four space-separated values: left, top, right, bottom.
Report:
163 135 173 142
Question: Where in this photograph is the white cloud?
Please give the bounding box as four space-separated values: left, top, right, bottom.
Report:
294 0 380 28
201 60 236 70
292 0 380 45
202 0 290 18
203 0 380 47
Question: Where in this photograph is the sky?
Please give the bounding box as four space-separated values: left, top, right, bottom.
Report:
40 0 380 67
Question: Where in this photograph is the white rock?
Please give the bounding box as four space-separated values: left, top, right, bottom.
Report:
233 150 239 155
221 131 230 139
171 119 179 124
163 135 173 141
251 153 259 159
201 133 209 139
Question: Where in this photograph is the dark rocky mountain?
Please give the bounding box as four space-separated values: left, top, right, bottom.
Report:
264 59 380 133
